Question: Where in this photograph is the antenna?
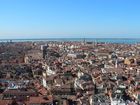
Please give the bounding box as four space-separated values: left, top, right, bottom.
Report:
83 37 86 45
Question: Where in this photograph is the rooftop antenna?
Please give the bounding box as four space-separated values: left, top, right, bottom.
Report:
84 37 86 45
82 32 86 45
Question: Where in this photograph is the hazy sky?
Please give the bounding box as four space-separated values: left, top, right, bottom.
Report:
0 0 140 39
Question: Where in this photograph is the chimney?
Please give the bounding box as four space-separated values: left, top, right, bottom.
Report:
27 96 30 101
108 90 113 103
134 58 137 65
115 59 118 68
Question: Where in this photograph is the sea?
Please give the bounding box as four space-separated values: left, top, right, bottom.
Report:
0 38 140 44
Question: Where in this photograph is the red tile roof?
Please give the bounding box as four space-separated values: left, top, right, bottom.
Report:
26 96 53 104
0 100 12 105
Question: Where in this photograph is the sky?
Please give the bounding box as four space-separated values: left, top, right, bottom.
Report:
0 0 140 39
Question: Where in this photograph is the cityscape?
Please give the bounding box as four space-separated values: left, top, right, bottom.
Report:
1 0 140 105
0 40 140 105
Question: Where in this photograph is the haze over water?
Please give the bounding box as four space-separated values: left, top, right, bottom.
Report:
0 38 140 44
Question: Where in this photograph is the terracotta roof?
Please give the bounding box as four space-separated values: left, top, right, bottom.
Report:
0 100 12 105
26 96 53 104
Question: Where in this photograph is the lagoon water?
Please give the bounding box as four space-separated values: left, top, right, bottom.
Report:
0 38 140 44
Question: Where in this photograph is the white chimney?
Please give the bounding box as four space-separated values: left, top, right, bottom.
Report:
115 59 118 68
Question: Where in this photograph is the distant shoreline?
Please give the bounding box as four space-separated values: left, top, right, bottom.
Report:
0 38 140 40
0 38 140 44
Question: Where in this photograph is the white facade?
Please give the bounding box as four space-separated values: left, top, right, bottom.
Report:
42 78 47 88
46 66 56 76
42 64 56 76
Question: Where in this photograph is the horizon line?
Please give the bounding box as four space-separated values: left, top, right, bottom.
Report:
0 38 140 40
